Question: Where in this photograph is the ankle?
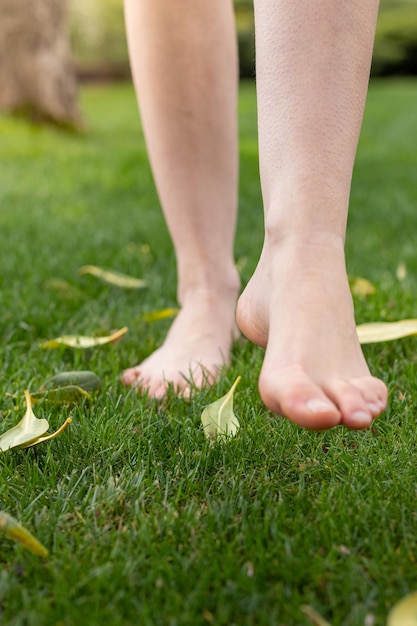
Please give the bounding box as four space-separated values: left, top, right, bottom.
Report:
178 271 241 307
264 219 346 257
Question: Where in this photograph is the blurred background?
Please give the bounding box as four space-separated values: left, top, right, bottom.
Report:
69 0 417 79
0 0 416 127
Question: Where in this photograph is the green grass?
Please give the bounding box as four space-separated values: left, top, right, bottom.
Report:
1 79 417 626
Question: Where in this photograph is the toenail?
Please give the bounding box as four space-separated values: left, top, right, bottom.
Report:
367 402 380 413
306 398 335 414
350 410 371 426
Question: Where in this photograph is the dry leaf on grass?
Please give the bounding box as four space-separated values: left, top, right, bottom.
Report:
31 386 92 405
79 265 147 289
201 376 241 439
301 605 333 626
142 308 179 322
31 371 102 404
41 326 128 349
43 278 85 301
0 511 48 557
396 262 407 282
387 591 417 626
0 391 71 451
357 320 417 344
349 276 376 297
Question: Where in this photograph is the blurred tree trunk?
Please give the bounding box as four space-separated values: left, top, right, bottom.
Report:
0 0 82 127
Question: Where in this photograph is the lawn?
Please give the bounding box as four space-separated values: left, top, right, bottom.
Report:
1 79 417 626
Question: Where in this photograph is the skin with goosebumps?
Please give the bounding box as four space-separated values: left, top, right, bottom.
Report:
121 0 388 430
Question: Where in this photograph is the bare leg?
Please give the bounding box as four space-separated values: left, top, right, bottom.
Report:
122 0 240 397
237 0 388 429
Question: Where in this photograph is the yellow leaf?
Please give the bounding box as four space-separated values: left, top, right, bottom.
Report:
357 320 417 344
349 276 376 297
143 308 179 322
0 511 48 557
301 605 333 626
41 326 128 349
79 265 147 289
236 256 248 273
0 390 49 451
201 377 241 439
387 591 417 626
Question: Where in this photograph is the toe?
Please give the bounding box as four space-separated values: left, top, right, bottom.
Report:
259 365 342 430
121 366 141 386
325 379 374 430
350 376 388 417
151 382 169 399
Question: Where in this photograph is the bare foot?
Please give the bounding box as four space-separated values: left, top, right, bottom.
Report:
237 233 388 430
121 285 240 398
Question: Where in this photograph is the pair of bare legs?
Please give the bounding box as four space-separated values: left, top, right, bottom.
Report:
121 0 388 430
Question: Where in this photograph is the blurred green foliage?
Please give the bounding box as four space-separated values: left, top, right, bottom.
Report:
234 0 255 77
373 0 417 75
70 0 128 78
69 0 417 78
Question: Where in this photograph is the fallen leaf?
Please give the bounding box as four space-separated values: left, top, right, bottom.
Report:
236 256 248 273
201 376 241 439
0 511 48 557
79 265 147 289
364 613 376 626
143 308 179 322
43 278 85 301
0 390 72 451
357 320 417 344
22 418 72 448
43 370 102 394
30 386 92 405
396 262 407 282
349 276 376 297
140 244 150 256
41 326 128 349
387 591 417 626
301 605 333 626
31 370 101 404
0 390 49 451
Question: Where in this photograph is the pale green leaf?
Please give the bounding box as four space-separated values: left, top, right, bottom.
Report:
0 511 48 557
79 265 147 289
21 418 72 448
43 370 102 393
396 262 407 282
0 390 49 451
357 320 417 344
0 391 72 451
387 591 417 626
30 370 101 404
201 376 241 439
41 326 128 349
143 308 179 322
43 278 85 301
301 605 333 626
236 256 248 273
30 386 92 405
